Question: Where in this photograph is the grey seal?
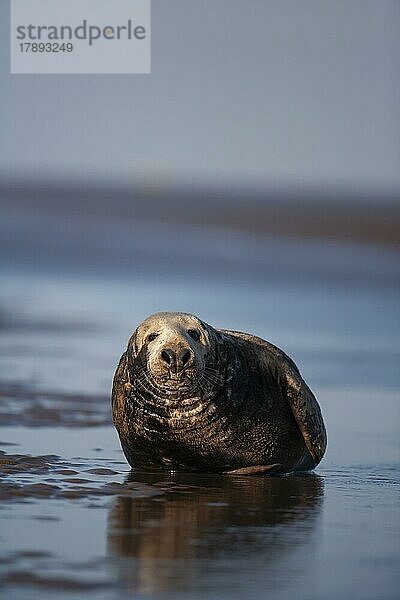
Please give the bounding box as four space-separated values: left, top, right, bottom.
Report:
112 312 327 474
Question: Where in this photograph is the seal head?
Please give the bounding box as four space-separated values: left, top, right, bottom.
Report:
128 312 221 400
112 312 327 474
121 312 228 416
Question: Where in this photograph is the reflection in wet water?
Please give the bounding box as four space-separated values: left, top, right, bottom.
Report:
108 472 323 596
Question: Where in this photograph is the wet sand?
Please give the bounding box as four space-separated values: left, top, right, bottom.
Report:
0 187 399 599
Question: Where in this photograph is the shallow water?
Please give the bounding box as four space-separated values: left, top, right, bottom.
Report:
0 208 399 599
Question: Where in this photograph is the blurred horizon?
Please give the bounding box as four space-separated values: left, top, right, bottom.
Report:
1 174 399 248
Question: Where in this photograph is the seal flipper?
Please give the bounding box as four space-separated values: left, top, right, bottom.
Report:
279 363 327 466
220 328 326 467
225 464 281 476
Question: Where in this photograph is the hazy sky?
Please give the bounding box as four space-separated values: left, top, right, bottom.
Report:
1 0 399 192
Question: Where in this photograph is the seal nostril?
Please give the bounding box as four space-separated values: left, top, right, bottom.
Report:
181 350 191 366
161 350 171 364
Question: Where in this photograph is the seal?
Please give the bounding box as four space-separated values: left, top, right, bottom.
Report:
112 312 327 474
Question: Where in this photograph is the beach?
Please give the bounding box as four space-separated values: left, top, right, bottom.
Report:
0 184 399 599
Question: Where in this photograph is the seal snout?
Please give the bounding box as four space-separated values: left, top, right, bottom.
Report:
160 346 194 374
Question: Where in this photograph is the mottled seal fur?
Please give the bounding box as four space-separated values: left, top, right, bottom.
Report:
112 312 327 474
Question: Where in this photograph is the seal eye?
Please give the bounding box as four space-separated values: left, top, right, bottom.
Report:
187 329 200 342
147 332 159 343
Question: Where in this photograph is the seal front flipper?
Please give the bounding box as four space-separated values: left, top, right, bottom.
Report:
225 464 282 476
278 361 327 467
